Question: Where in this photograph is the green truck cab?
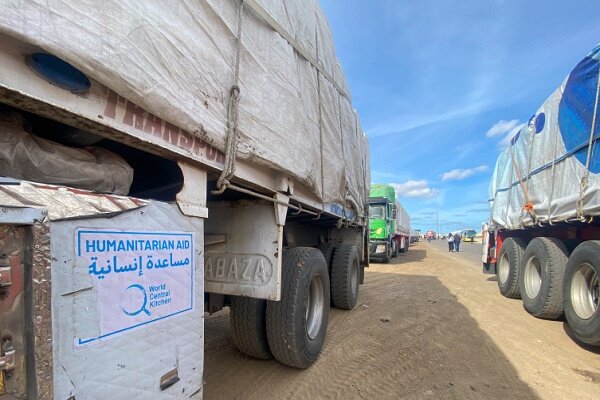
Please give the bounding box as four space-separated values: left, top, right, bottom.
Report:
369 184 411 263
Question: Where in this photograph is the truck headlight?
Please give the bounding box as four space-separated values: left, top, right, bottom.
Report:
376 244 386 253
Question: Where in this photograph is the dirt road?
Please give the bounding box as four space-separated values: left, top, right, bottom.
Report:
203 242 600 399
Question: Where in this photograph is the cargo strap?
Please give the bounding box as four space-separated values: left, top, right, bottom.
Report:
213 0 244 195
509 145 537 222
577 70 600 220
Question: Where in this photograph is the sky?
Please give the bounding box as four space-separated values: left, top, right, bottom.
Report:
320 0 600 234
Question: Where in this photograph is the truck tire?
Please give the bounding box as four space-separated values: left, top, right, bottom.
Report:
399 238 409 253
382 243 391 263
563 241 600 346
391 239 399 258
331 244 360 310
266 247 330 368
317 242 337 272
519 237 568 319
230 296 272 359
497 237 526 299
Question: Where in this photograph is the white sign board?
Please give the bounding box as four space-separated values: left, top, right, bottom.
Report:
76 229 195 345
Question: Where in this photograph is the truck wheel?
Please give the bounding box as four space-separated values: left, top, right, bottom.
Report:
230 296 272 359
497 237 526 299
399 238 409 253
317 242 337 273
331 244 360 310
563 241 600 346
519 237 568 319
391 239 399 258
382 243 391 263
266 247 330 368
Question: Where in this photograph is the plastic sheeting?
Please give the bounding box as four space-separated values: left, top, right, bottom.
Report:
0 0 369 216
395 201 411 236
489 44 600 229
0 109 134 195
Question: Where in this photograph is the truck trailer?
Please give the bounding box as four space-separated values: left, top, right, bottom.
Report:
0 1 371 398
368 184 411 263
483 44 600 347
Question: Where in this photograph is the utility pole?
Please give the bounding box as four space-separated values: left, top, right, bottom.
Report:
436 209 439 236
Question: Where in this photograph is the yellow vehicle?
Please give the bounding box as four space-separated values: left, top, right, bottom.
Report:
462 229 478 242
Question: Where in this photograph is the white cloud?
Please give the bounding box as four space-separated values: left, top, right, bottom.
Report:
497 123 525 149
389 180 439 198
441 165 488 181
485 119 520 138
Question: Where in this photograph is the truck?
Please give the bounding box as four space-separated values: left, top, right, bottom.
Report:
483 44 600 347
368 184 411 263
410 229 422 243
0 1 371 398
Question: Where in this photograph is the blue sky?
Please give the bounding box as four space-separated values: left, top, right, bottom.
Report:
320 0 600 233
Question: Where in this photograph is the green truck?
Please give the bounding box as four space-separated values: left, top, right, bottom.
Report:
369 184 411 262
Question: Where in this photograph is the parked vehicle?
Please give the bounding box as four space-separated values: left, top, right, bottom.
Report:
0 2 371 398
410 229 422 243
369 184 411 263
462 229 478 242
483 44 600 347
425 230 437 240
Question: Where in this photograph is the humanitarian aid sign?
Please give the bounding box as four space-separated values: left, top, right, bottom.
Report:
76 229 195 345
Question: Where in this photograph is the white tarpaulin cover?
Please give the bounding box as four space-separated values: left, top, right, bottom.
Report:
0 0 369 216
489 44 600 229
395 201 410 236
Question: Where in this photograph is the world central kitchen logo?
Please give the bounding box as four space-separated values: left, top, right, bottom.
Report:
120 283 172 317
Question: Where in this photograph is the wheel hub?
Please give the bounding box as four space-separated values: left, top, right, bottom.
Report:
571 263 599 320
305 274 325 340
498 252 510 284
524 256 542 299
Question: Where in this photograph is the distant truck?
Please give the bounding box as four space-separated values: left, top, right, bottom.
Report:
483 44 600 347
410 229 422 243
425 231 436 240
369 184 411 262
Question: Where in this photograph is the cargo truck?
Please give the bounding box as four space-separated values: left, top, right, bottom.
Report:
0 1 371 398
483 44 600 347
410 229 422 243
368 184 411 263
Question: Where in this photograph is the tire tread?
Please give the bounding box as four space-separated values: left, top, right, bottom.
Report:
331 244 359 310
266 247 329 368
498 237 526 299
230 296 271 359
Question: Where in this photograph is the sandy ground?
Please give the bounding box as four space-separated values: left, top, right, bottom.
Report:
203 241 600 399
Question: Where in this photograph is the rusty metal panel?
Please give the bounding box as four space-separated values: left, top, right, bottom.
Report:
0 225 27 398
29 223 52 400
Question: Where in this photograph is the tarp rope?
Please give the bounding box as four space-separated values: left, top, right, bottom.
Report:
577 68 600 219
212 0 244 195
509 144 537 223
